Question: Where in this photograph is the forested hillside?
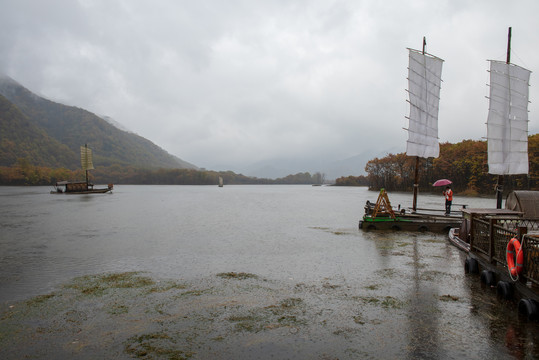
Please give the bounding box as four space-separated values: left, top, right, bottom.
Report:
0 95 77 167
0 75 196 170
359 135 538 195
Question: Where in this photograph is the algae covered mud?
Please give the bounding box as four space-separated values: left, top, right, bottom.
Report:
0 185 537 358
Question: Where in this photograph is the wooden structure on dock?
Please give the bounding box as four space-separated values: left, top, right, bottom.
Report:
371 189 395 219
450 191 539 320
359 189 462 232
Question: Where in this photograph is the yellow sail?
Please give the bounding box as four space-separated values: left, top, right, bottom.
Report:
80 145 94 171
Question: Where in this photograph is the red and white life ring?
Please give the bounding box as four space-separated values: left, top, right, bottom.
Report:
506 238 524 276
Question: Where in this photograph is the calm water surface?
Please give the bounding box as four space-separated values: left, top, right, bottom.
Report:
1 185 537 358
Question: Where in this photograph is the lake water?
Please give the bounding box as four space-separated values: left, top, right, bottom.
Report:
1 185 537 359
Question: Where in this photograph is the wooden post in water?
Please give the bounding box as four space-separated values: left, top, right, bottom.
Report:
412 157 419 213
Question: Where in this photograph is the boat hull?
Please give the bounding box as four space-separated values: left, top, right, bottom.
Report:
51 181 113 195
51 188 112 194
447 228 470 252
359 214 461 233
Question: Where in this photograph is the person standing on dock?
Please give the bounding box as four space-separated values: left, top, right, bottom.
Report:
443 186 453 215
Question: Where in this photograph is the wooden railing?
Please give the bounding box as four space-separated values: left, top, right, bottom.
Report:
470 217 539 286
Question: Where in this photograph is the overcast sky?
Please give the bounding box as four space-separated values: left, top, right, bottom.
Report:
1 0 539 171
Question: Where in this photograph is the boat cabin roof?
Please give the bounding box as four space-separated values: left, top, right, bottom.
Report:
505 190 539 219
55 181 87 186
461 208 523 218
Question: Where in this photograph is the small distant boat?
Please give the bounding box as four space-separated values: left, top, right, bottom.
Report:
51 144 113 194
218 176 224 187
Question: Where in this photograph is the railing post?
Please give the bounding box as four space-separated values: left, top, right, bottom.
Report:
469 215 475 252
489 218 495 264
518 226 528 239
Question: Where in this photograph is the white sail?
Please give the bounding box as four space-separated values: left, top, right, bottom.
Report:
487 60 531 175
80 146 94 171
405 49 444 158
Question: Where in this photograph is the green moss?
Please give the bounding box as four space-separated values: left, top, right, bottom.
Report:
363 284 381 291
380 296 405 309
375 268 397 278
228 314 267 332
147 281 188 294
65 272 156 296
124 332 194 359
279 297 303 308
354 296 380 305
420 270 447 281
177 289 211 298
277 315 305 326
439 294 460 302
227 297 307 333
25 293 55 306
107 303 129 315
216 272 258 280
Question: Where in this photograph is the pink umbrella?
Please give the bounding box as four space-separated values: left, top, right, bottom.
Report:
433 179 452 187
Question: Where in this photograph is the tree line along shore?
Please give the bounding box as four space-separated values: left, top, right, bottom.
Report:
1 136 537 195
337 135 538 196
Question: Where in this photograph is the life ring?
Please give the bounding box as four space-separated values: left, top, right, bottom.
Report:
506 238 524 276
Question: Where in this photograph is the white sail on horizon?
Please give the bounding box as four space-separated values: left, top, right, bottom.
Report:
405 49 444 159
487 60 531 175
80 145 94 171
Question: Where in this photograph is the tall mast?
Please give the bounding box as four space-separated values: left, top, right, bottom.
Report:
495 27 512 209
411 36 427 213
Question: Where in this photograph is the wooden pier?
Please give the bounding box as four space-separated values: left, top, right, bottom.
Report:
453 205 539 320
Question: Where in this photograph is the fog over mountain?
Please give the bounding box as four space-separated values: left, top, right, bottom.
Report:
2 1 538 177
0 75 197 170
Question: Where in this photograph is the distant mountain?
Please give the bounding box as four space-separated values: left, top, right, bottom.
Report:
0 94 77 167
99 115 132 133
240 156 362 181
230 148 403 180
0 75 197 170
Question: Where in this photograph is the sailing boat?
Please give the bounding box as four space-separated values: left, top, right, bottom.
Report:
218 176 224 187
447 29 539 319
359 38 461 232
449 27 533 248
487 27 531 208
51 144 113 194
405 37 443 212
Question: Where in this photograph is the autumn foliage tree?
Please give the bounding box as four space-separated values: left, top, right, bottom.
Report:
362 135 538 195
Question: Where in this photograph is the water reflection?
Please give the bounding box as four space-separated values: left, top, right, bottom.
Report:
467 275 539 358
406 238 440 360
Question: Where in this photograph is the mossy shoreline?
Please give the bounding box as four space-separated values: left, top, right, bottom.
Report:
1 270 422 359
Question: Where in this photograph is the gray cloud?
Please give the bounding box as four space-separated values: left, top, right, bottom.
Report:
2 0 539 172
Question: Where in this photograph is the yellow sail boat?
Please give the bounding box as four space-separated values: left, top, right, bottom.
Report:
51 144 113 194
